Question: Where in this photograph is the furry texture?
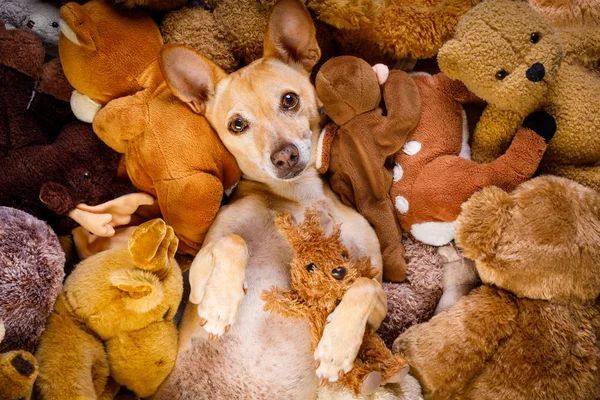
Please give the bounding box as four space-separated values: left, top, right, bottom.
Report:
35 219 183 399
114 0 189 11
0 207 65 353
438 0 600 190
59 0 241 254
0 321 38 400
318 374 424 400
315 56 422 282
262 207 407 395
394 176 600 400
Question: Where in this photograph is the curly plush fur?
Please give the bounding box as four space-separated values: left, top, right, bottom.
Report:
0 207 65 353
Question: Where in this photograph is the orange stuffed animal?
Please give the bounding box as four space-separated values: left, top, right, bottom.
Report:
58 0 241 255
262 206 408 396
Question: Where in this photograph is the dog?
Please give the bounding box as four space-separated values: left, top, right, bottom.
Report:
155 0 391 398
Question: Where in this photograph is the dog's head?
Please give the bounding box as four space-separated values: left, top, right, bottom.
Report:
159 0 321 183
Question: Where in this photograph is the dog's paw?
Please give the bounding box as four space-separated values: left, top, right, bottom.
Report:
189 235 248 338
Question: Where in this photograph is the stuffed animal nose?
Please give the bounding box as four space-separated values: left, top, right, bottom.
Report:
11 354 35 377
526 63 545 82
271 144 299 170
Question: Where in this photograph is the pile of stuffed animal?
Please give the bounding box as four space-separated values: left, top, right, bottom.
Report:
0 0 599 399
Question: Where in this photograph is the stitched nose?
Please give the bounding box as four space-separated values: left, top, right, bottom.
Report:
526 63 545 82
271 144 299 170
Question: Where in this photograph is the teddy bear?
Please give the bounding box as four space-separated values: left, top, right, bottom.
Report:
262 207 409 396
0 320 38 400
59 0 241 255
393 176 600 400
35 218 183 399
0 207 65 354
438 0 600 191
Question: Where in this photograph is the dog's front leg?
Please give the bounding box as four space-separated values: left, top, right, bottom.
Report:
314 277 387 383
188 234 249 338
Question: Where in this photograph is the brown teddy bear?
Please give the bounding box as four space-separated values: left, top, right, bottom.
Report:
394 176 600 400
262 207 408 396
35 218 183 399
58 0 241 255
438 0 600 191
0 320 38 400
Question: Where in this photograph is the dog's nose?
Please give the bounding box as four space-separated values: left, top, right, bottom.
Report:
271 144 299 170
526 63 545 82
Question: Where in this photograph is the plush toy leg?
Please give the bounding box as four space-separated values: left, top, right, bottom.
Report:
106 321 179 398
0 350 38 400
155 173 224 255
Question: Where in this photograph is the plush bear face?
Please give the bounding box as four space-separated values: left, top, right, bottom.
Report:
456 176 600 302
276 207 377 307
438 0 563 112
62 219 182 339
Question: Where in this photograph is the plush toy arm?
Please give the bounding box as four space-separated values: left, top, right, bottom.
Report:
261 287 310 320
471 105 529 163
434 73 482 104
556 27 600 67
539 163 600 192
393 286 518 400
92 91 148 153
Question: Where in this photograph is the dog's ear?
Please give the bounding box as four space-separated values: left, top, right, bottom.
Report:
264 0 321 73
159 44 227 114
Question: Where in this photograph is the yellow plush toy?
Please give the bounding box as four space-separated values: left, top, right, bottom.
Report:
35 219 183 399
438 0 600 190
0 321 38 400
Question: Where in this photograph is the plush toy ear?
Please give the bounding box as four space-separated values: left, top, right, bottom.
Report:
59 3 99 50
263 0 321 73
159 44 227 115
455 186 515 261
437 39 462 80
110 268 165 313
39 182 73 215
128 219 178 277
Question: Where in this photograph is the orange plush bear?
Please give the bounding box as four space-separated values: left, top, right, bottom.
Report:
58 0 241 255
262 207 408 396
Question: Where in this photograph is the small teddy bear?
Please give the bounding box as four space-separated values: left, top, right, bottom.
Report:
0 320 38 400
262 207 408 396
438 0 600 190
35 218 183 399
394 176 600 400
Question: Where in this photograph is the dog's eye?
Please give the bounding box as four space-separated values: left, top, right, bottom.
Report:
306 263 316 273
83 171 92 183
495 70 508 80
282 92 299 111
332 267 347 280
530 32 540 44
229 117 248 134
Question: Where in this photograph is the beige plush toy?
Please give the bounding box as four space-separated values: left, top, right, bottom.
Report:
0 321 38 400
438 0 600 190
35 219 183 399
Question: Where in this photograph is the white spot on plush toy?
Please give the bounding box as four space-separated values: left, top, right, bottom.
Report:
372 64 390 85
403 141 421 156
458 109 471 160
395 196 409 214
59 19 80 46
411 221 456 246
70 90 102 123
393 163 404 182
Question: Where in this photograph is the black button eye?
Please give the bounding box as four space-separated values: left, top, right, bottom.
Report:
496 70 508 80
282 92 299 110
228 117 248 134
83 171 92 183
27 20 35 29
332 267 346 280
51 22 59 28
306 263 316 273
530 32 540 44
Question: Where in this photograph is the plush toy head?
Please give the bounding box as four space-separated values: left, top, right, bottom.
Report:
315 55 381 125
275 207 377 307
438 0 563 112
58 0 163 104
455 176 600 302
0 320 38 400
0 207 65 353
62 218 182 339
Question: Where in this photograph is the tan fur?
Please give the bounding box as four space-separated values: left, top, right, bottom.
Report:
156 1 390 398
0 321 38 400
394 176 600 400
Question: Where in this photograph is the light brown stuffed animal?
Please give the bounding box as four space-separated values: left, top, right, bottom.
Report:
0 321 38 400
394 176 600 400
35 219 183 399
262 207 408 396
58 0 241 255
438 0 600 191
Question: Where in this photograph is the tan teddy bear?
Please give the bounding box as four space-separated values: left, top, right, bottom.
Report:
438 0 600 190
394 176 600 400
35 219 183 399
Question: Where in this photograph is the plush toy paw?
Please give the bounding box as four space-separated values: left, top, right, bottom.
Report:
128 219 178 273
522 110 557 143
0 350 38 400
